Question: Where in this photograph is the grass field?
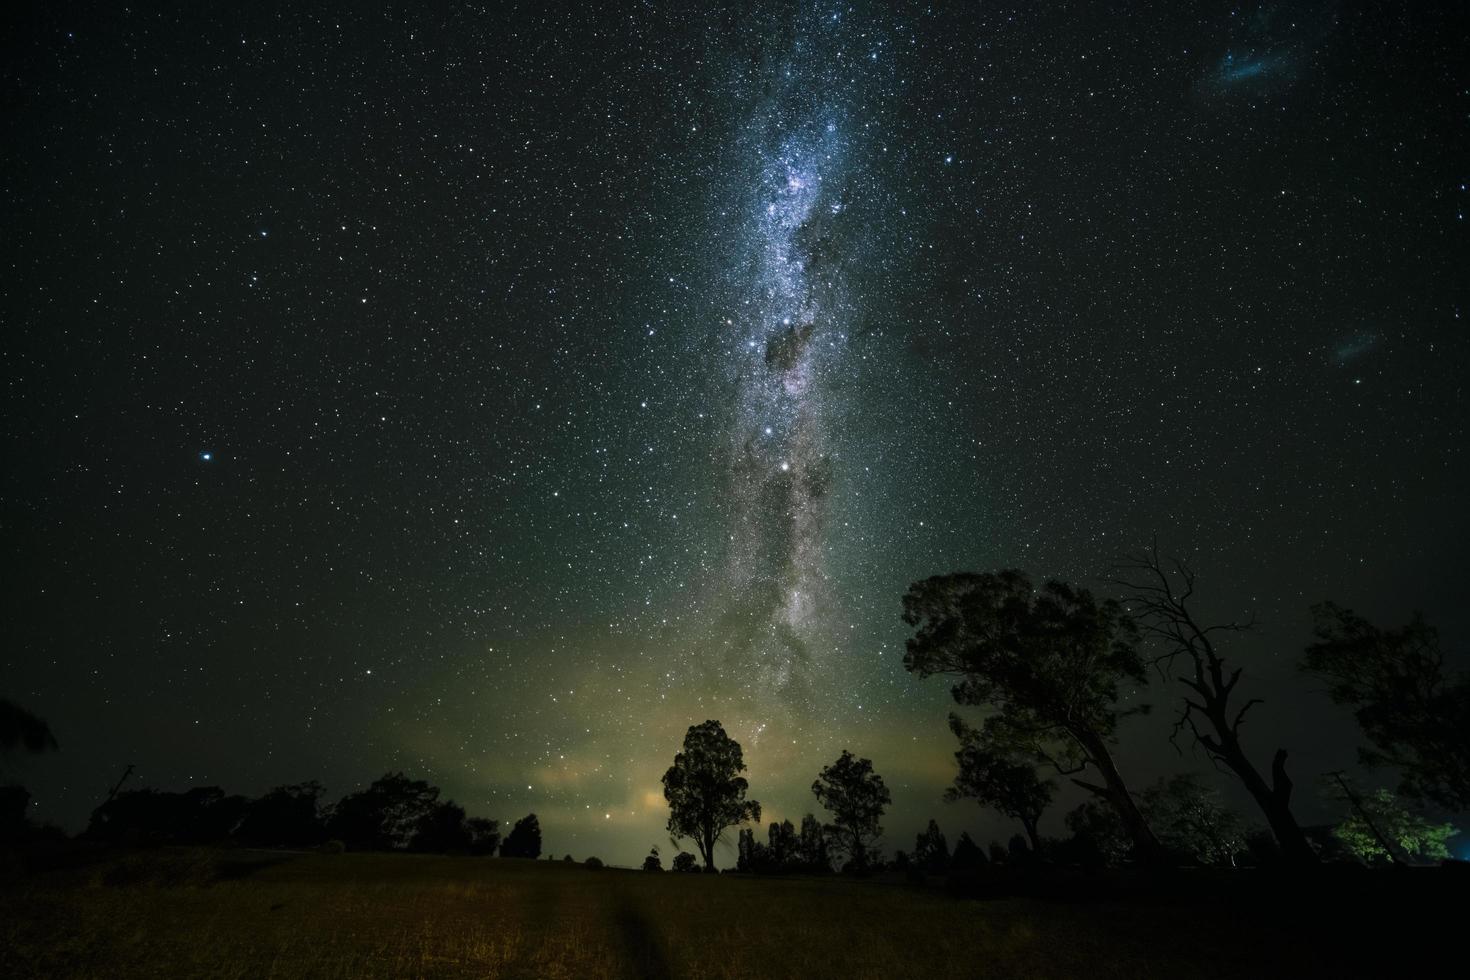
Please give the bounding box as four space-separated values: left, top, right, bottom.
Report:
0 846 1456 979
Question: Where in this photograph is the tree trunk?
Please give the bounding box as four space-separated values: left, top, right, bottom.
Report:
1211 723 1319 866
1072 729 1169 866
700 828 716 871
1021 815 1042 855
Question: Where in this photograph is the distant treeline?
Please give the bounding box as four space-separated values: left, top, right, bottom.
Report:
78 773 543 859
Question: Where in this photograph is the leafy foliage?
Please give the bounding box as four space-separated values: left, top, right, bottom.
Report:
671 851 700 873
662 720 760 871
1304 603 1470 810
812 750 891 871
1327 783 1459 866
641 846 663 871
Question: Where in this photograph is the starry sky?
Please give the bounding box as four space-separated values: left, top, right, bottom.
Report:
3 1 1466 866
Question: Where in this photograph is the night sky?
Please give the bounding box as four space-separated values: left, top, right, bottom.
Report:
3 1 1466 867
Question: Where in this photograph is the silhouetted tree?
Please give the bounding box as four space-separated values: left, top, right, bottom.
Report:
0 784 31 839
410 801 472 853
950 831 987 871
902 570 1166 864
1140 774 1248 867
0 699 57 754
672 850 700 872
945 717 1054 853
236 781 325 847
500 813 542 858
466 817 500 856
736 826 764 871
662 720 761 872
987 840 1008 864
584 855 604 868
642 846 663 871
768 818 798 870
1114 549 1317 865
812 750 891 872
325 773 439 850
1303 603 1470 811
798 813 831 872
1008 833 1032 862
1064 801 1131 868
913 819 950 875
87 786 248 844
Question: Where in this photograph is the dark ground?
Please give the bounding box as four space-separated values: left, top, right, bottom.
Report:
1 844 1461 979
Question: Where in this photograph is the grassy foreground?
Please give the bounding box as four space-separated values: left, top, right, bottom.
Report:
0 847 1453 979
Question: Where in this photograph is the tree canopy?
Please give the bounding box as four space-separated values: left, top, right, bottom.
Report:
662 720 760 871
901 569 1165 863
1303 603 1470 811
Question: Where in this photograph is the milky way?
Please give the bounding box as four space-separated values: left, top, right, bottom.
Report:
699 9 895 715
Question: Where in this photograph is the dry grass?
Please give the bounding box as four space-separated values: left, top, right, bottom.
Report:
0 848 1443 979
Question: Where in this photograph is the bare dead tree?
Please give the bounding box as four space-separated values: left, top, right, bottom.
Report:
1112 545 1318 866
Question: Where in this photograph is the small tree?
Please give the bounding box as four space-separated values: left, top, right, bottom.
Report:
1065 801 1131 868
642 846 663 871
950 831 987 871
1303 604 1470 811
672 850 700 872
946 716 1054 853
812 750 891 871
1140 774 1248 867
500 813 542 858
410 801 471 853
902 571 1166 864
466 817 500 856
767 819 798 871
325 773 439 850
662 720 761 872
912 819 950 875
